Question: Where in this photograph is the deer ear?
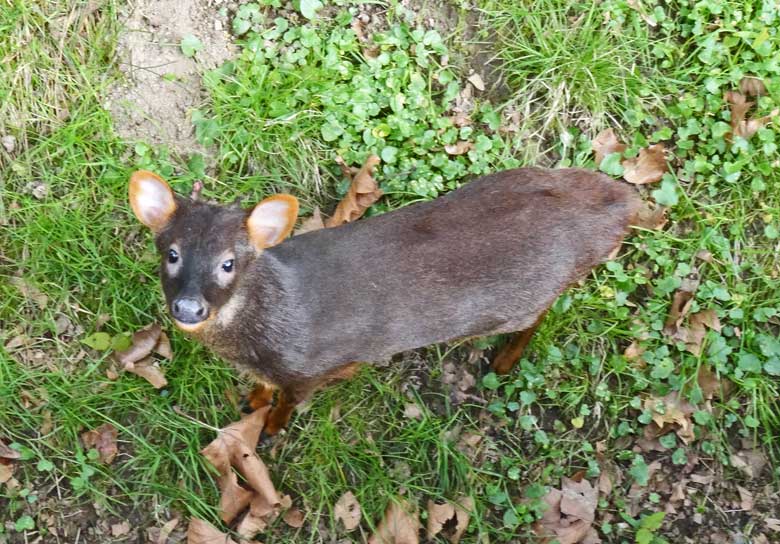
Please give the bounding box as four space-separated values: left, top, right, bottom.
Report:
129 171 177 232
247 194 299 250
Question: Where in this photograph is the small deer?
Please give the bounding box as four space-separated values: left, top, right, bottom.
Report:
129 167 639 435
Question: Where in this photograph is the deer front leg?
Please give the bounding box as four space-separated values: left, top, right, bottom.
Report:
263 388 302 437
492 311 547 374
246 381 276 410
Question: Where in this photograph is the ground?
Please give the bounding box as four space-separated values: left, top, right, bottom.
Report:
1 0 780 543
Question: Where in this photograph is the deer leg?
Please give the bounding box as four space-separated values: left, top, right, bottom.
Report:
246 381 276 411
263 388 301 437
492 312 547 374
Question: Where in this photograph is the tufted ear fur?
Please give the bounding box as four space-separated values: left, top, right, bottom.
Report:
129 170 177 232
246 194 299 250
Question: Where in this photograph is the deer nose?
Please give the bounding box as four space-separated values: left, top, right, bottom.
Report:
171 297 209 324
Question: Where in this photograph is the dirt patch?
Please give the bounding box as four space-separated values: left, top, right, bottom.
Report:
106 0 235 156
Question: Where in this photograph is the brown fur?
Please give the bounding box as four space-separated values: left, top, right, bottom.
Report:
129 167 640 433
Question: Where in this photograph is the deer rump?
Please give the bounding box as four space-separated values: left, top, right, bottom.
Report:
231 167 639 380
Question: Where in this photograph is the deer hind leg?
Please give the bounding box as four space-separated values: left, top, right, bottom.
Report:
492 312 547 374
246 381 277 410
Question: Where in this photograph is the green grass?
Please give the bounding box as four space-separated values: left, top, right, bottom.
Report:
2 0 780 542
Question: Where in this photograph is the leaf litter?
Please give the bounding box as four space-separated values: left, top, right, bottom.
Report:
334 490 362 531
425 495 473 543
113 323 170 388
369 497 421 544
724 88 779 140
534 476 600 544
81 423 119 464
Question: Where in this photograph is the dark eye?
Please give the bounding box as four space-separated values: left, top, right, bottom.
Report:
222 259 234 273
168 249 179 264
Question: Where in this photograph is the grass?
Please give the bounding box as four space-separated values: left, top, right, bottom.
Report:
2 0 780 542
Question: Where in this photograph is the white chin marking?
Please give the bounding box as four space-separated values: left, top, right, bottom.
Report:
174 320 206 332
217 293 244 327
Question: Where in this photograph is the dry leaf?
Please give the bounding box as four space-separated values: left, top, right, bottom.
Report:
0 463 13 484
81 423 118 464
114 323 162 365
622 144 667 185
534 479 600 544
186 518 237 544
201 406 281 524
725 90 779 140
157 518 180 544
467 73 485 91
662 278 699 337
765 518 780 532
283 507 305 528
678 309 721 356
739 76 767 97
737 486 754 511
591 128 626 165
325 155 382 227
334 490 362 531
111 521 131 537
626 0 657 26
124 356 168 389
403 404 423 420
623 341 645 362
10 276 49 310
643 392 696 444
295 207 326 235
631 201 667 231
730 448 768 479
369 497 420 544
154 331 173 359
426 496 472 543
0 440 20 460
697 365 732 400
444 141 473 156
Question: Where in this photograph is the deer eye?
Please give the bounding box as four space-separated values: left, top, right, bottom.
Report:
168 249 179 263
221 259 234 273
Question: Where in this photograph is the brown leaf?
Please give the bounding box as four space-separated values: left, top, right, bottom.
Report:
0 440 20 460
10 276 49 310
737 486 754 511
124 356 168 389
154 331 173 359
426 496 472 543
444 141 473 156
186 518 237 544
622 144 667 185
643 392 696 444
662 279 699 337
534 478 600 544
157 518 180 544
0 463 13 484
114 323 162 365
325 155 383 227
283 507 305 528
740 76 767 97
294 207 326 235
111 521 131 537
201 406 281 524
623 341 645 362
467 73 485 91
369 497 420 544
591 128 626 166
631 201 667 230
697 365 732 400
334 490 362 531
725 91 780 140
81 423 118 464
560 477 597 523
403 404 423 420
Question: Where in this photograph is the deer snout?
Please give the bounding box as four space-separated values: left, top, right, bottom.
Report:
171 297 209 324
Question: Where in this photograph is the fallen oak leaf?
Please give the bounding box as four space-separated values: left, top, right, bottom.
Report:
680 309 721 356
325 155 383 227
156 518 180 544
334 490 362 531
124 356 168 389
369 497 421 544
0 463 13 484
559 477 597 523
591 128 626 166
81 423 118 464
283 507 305 528
154 331 173 359
426 495 473 543
697 365 732 400
725 90 780 140
631 201 667 231
0 440 20 461
534 481 599 544
444 141 473 156
114 323 162 365
622 144 667 185
643 392 696 444
662 278 699 337
111 521 131 537
294 207 326 235
186 518 238 544
201 406 280 523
